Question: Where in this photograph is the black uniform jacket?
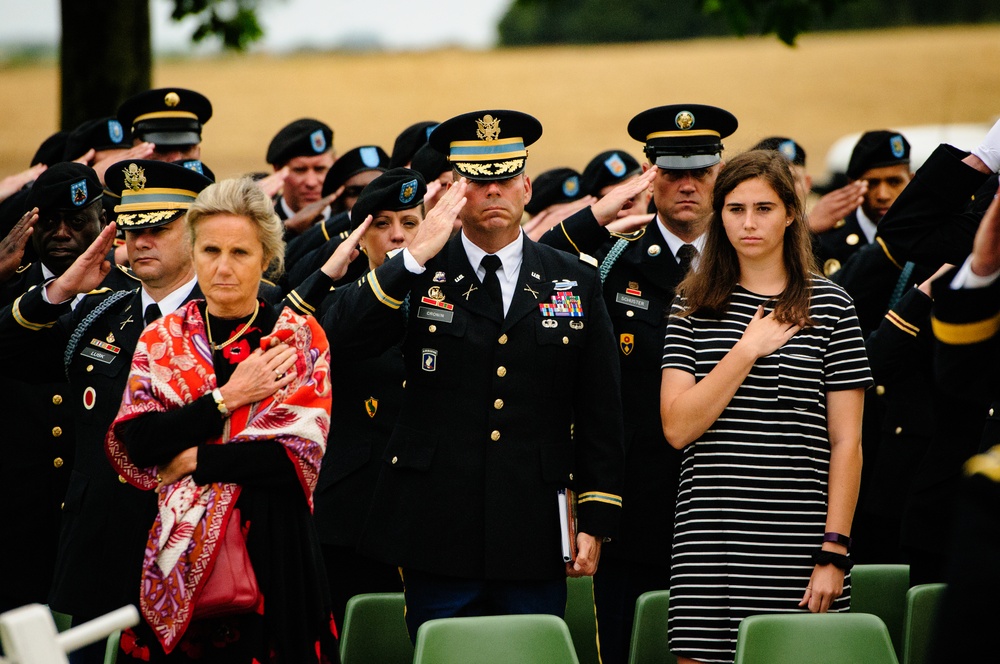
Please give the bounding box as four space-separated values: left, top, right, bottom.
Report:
323 233 625 581
815 211 869 277
540 208 684 561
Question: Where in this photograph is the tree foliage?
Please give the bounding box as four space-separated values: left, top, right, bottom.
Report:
499 0 1000 47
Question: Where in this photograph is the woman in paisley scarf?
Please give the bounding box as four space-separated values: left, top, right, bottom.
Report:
106 177 355 662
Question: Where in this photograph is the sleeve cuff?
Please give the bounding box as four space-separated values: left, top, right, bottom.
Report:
951 255 1000 289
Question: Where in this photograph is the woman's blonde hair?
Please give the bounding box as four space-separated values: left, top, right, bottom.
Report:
676 149 817 325
186 177 286 277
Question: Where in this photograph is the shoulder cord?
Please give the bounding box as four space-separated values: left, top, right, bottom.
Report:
63 289 136 379
887 261 916 311
599 238 630 284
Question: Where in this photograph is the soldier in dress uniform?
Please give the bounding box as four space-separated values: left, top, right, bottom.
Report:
117 87 212 164
265 118 335 236
815 130 912 277
0 163 114 615
538 103 737 664
388 120 438 168
522 168 590 240
323 109 624 641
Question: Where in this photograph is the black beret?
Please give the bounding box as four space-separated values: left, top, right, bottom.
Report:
266 118 334 166
628 104 737 170
322 145 390 197
105 159 213 229
581 150 642 196
171 159 217 182
389 121 439 168
25 162 103 216
64 117 130 161
410 144 450 184
847 130 910 180
429 110 542 181
525 168 584 215
350 168 426 230
117 88 213 147
751 136 806 167
31 131 70 167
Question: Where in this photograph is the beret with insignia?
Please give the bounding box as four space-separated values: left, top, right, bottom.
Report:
349 167 426 231
752 136 806 167
581 149 642 196
64 117 130 161
628 103 737 170
106 159 213 230
266 118 334 166
847 130 911 180
389 120 439 168
25 162 103 216
322 145 390 197
525 167 585 216
429 109 542 182
117 88 213 147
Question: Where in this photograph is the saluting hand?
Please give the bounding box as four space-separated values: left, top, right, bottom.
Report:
46 222 117 303
285 187 343 236
807 180 867 234
736 305 802 359
590 167 657 226
408 177 468 266
321 215 371 280
218 342 298 411
970 181 1000 277
256 166 289 199
0 208 37 284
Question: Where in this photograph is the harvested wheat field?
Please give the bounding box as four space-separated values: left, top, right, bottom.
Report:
1 24 998 180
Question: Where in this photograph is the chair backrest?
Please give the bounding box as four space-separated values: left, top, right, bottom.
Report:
627 590 676 664
734 613 899 664
413 614 581 664
339 593 413 664
565 576 601 664
902 583 946 664
850 563 910 658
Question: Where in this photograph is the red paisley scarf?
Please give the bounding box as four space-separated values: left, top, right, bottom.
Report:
105 301 332 653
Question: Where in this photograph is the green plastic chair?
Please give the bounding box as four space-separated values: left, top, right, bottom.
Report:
627 590 676 664
850 563 910 658
413 614 581 664
565 576 601 664
734 612 899 664
901 583 946 664
339 592 413 664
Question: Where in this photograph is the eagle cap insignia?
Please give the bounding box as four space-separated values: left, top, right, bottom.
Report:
164 91 180 107
476 114 501 141
675 111 695 130
122 163 146 191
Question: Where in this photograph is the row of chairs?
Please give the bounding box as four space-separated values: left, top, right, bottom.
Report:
339 565 946 664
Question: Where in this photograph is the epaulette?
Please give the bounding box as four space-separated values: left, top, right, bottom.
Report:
116 264 140 281
608 228 646 241
965 445 1000 483
579 253 598 268
85 287 113 296
15 263 31 274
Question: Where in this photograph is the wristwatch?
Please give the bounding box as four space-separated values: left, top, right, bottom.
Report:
823 531 853 549
211 388 230 418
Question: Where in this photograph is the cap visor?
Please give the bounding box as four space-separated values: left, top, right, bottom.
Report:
139 130 201 147
654 153 721 170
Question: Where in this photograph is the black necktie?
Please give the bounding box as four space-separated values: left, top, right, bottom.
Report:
676 244 698 276
144 303 162 327
480 254 504 318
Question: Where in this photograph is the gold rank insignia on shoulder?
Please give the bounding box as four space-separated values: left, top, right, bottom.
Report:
122 163 146 191
476 115 501 141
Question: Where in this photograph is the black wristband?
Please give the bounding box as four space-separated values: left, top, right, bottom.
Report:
811 549 855 571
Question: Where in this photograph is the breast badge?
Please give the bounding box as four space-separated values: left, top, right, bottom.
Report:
620 333 634 356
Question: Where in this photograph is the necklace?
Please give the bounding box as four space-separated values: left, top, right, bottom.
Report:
205 301 260 351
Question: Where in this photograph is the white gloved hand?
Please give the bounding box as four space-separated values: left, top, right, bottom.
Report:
971 117 1000 173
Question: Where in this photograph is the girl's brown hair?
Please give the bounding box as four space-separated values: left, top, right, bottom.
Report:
676 149 817 324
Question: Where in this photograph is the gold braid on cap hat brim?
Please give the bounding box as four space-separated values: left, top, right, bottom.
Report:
453 159 525 177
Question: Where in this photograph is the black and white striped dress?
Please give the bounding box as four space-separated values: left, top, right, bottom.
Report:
662 278 872 663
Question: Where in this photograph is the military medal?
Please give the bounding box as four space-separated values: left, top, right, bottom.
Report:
626 282 642 297
106 332 116 343
553 280 577 291
543 319 558 328
421 286 454 310
570 320 584 330
539 292 584 317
